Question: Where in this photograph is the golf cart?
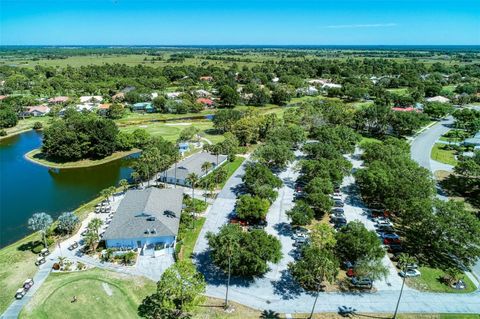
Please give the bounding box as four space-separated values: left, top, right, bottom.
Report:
35 256 46 266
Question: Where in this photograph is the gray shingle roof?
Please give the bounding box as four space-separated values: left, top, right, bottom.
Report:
162 152 228 181
104 188 183 241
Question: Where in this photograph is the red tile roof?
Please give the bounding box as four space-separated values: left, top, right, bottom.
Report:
196 98 213 105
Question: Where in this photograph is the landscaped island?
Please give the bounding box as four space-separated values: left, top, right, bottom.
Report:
25 148 139 169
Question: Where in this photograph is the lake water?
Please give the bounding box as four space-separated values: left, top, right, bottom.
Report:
0 130 135 248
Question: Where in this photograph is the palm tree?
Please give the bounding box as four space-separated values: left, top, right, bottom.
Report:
58 256 67 267
201 161 212 202
119 179 129 193
393 254 417 319
88 218 103 236
100 188 110 204
186 172 200 217
84 231 99 252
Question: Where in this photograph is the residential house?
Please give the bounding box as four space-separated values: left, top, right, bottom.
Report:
322 83 342 89
425 96 450 103
391 107 419 112
76 103 97 112
104 188 183 254
23 105 51 117
166 92 182 99
193 89 211 97
196 98 214 107
97 103 111 115
80 95 103 103
131 102 154 113
160 152 228 186
199 76 213 81
112 92 125 101
296 86 318 96
48 96 69 104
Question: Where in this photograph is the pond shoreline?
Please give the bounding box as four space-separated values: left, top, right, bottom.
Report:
24 148 140 169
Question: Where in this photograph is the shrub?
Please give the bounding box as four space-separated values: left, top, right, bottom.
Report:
33 121 43 130
0 129 6 136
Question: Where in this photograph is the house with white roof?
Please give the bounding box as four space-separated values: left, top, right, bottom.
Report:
79 95 103 103
23 105 51 117
425 96 450 103
166 92 182 99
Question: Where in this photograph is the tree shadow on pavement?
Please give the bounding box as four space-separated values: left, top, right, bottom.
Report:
194 250 254 288
271 269 303 300
273 222 292 237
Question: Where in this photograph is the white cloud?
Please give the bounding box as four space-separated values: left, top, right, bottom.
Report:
325 23 398 29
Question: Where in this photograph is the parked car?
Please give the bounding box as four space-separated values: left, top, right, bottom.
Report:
332 207 345 214
383 238 401 245
39 248 50 257
35 256 46 266
334 201 344 208
399 269 421 277
68 241 79 251
376 225 395 233
380 233 400 240
331 194 342 201
397 262 418 270
375 219 393 228
293 237 309 247
387 244 403 253
230 218 248 227
350 277 373 289
23 278 34 289
346 268 356 277
331 216 347 224
292 226 310 236
15 288 27 299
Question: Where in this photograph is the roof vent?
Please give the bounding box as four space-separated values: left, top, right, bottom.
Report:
147 216 156 221
144 229 150 234
151 229 157 234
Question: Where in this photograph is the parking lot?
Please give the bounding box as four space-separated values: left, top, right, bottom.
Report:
340 150 405 291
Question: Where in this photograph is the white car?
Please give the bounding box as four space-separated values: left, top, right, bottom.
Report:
399 269 421 277
331 194 342 201
375 219 393 228
15 288 27 299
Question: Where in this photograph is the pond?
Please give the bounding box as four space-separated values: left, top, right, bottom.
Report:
0 130 135 248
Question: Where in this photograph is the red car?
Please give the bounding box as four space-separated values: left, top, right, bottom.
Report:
230 218 248 227
383 238 401 245
346 268 356 277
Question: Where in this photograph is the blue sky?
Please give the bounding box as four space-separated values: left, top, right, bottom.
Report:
1 0 479 45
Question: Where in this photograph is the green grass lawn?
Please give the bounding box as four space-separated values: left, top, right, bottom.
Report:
219 156 245 188
19 269 156 319
0 234 42 313
359 136 382 148
406 267 477 293
178 217 206 261
119 120 224 144
431 143 458 166
1 117 50 140
25 148 139 169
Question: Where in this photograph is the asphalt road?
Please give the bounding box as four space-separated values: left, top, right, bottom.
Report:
410 116 454 172
409 116 480 286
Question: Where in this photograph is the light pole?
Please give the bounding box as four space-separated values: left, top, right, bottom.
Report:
309 280 321 319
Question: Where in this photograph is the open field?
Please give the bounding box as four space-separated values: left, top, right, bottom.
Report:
177 217 206 261
0 234 42 313
25 148 139 169
19 269 156 319
0 117 50 140
406 267 477 293
431 143 457 166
